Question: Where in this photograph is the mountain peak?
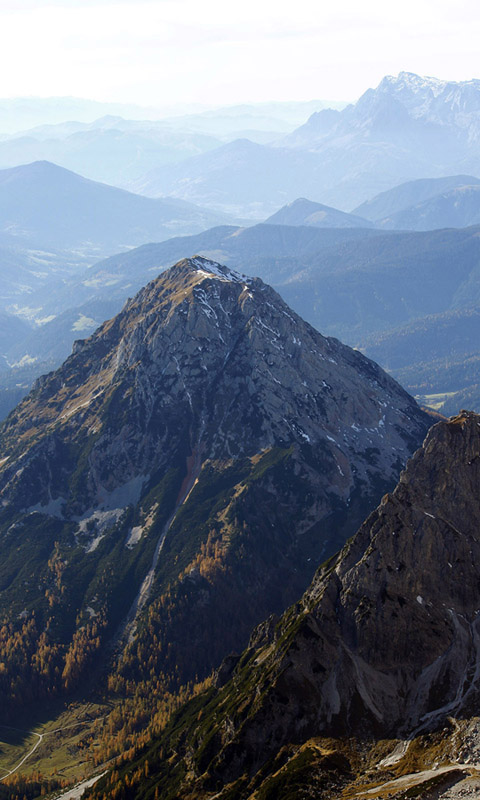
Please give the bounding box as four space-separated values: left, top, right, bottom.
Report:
0 256 431 746
177 255 252 285
381 71 446 91
264 197 372 229
1 257 429 520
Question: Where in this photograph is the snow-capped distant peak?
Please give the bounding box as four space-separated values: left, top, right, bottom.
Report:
381 72 446 95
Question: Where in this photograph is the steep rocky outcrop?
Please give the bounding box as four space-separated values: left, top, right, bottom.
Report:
104 412 480 800
0 256 429 709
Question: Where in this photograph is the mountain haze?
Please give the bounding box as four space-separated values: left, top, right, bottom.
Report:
133 73 480 215
354 175 480 221
0 118 223 187
377 184 480 230
129 138 329 218
0 160 231 257
265 198 372 228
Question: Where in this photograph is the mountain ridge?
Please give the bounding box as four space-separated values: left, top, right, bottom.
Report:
93 411 480 800
134 72 480 215
0 159 232 258
265 197 372 229
353 174 480 220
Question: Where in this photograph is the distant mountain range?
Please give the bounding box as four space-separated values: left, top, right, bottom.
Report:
5 220 480 420
129 138 330 218
0 100 345 187
266 176 480 231
377 184 480 230
1 77 480 421
130 73 480 215
3 75 480 221
282 72 480 206
0 118 223 187
354 175 480 220
0 97 344 137
0 96 167 134
352 175 480 230
265 197 373 228
0 160 232 256
157 100 347 143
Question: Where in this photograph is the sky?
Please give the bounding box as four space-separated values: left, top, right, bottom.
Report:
1 0 479 109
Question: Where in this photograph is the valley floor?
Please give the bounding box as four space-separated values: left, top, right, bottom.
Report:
0 701 109 786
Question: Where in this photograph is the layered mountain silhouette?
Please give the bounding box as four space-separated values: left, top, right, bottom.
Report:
7 221 480 422
354 175 480 231
130 138 327 218
377 185 480 231
0 160 230 258
0 99 339 184
264 197 373 229
131 73 480 214
0 257 429 715
265 185 480 231
354 175 480 221
98 411 480 800
0 117 222 187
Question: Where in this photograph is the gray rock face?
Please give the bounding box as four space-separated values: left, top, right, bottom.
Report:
0 256 431 709
184 412 480 789
0 256 428 522
84 413 480 800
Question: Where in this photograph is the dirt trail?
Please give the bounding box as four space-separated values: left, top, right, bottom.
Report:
355 764 477 798
0 718 104 782
0 728 43 780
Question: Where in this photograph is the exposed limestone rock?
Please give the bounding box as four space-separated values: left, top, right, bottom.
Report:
0 256 430 709
113 412 480 800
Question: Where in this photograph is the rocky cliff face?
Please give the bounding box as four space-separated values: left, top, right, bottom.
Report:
121 412 480 800
0 256 430 708
0 256 427 511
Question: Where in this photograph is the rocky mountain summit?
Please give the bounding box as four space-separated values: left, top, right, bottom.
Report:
287 72 480 153
0 256 429 712
101 411 480 800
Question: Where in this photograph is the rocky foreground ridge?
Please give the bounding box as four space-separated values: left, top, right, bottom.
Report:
0 256 429 711
95 412 480 800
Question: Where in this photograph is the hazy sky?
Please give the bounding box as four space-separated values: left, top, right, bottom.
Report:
1 0 479 108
